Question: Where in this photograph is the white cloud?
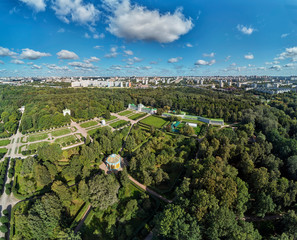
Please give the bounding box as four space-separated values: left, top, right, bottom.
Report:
84 32 91 38
20 0 46 12
94 45 103 49
0 47 16 57
58 28 65 33
203 52 215 58
237 24 255 35
57 50 79 59
93 33 105 39
124 50 133 55
186 43 193 47
20 48 51 60
195 59 216 66
47 64 69 71
11 59 24 64
68 61 95 69
31 64 42 69
275 47 297 61
281 33 289 38
257 67 266 70
168 57 182 63
244 54 254 60
225 55 231 61
270 65 281 71
284 63 295 68
0 60 3 64
230 62 236 66
51 0 100 26
104 0 193 43
105 47 118 58
84 56 100 63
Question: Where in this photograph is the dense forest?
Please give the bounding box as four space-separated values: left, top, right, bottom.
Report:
4 85 297 239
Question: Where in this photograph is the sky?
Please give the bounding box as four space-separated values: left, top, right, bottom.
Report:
0 0 297 77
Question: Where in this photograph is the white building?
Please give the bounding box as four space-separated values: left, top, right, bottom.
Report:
63 109 71 116
101 119 106 126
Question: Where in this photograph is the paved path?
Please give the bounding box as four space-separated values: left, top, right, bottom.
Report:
74 204 92 233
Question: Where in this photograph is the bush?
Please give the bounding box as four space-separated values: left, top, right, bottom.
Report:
5 184 10 189
0 179 3 185
0 224 8 233
5 188 11 195
2 209 8 215
0 216 8 224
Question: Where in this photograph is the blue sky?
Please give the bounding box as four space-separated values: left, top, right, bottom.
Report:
0 0 297 77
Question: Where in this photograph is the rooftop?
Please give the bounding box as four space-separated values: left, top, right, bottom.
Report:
106 154 122 164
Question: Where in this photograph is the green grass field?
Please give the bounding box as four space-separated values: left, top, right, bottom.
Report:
0 139 10 146
110 120 129 128
27 141 49 150
0 148 8 153
87 127 101 135
140 116 168 128
51 128 72 137
128 113 147 120
80 121 98 128
54 135 76 144
118 110 133 116
106 115 117 121
27 133 48 142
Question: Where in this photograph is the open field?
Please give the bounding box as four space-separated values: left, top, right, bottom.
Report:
0 148 8 153
87 127 101 135
140 115 168 128
80 121 98 128
28 141 49 150
128 113 147 120
110 120 129 128
118 110 133 116
55 135 77 144
51 128 72 137
27 133 48 142
0 139 10 146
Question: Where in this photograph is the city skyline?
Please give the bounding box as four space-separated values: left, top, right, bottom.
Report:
1 0 297 77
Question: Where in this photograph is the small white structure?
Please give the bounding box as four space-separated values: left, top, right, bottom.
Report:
63 109 71 116
187 123 197 128
101 119 106 126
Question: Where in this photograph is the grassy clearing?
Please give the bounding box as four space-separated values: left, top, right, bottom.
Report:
27 141 49 151
140 115 168 128
128 113 147 120
0 148 8 153
87 127 101 135
27 133 48 142
80 121 98 128
118 110 133 116
106 115 117 121
0 139 10 146
54 135 76 144
51 128 71 137
110 120 129 128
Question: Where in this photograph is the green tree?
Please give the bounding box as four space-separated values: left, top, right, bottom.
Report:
38 143 62 162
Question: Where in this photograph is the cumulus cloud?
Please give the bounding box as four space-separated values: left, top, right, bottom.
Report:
284 63 295 68
84 32 91 38
270 65 281 70
47 64 70 71
20 48 51 60
31 64 42 69
103 0 193 43
105 47 118 58
225 55 231 62
125 57 142 65
244 54 254 60
68 61 95 69
0 47 16 57
58 28 65 33
275 47 297 61
51 0 100 25
124 50 133 55
168 57 182 63
94 45 103 49
57 50 79 59
186 43 193 47
237 24 255 35
20 0 46 12
11 59 24 64
203 52 215 58
93 33 105 39
195 59 216 66
84 56 100 63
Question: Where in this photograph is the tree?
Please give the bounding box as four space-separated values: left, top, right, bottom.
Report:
0 225 8 233
253 192 276 218
51 181 72 203
0 216 9 224
38 143 62 162
104 110 111 120
34 164 52 187
287 155 297 180
88 174 120 210
182 124 195 136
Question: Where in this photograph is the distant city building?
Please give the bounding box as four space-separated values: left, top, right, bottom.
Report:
63 109 71 116
71 80 130 88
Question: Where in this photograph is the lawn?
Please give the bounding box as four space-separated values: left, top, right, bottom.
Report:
110 120 129 128
27 141 49 151
54 135 77 144
27 133 48 142
80 121 98 128
105 115 117 121
118 110 133 116
0 139 10 146
0 148 8 153
128 113 147 120
140 115 168 128
51 128 72 137
87 127 101 135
